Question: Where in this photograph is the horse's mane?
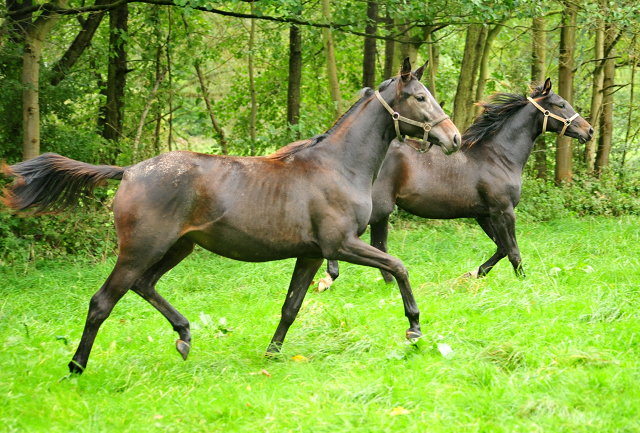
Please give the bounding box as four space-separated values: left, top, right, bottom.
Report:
267 88 376 160
462 83 547 147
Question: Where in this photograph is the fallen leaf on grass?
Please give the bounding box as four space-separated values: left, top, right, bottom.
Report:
154 415 164 420
249 369 271 378
390 407 411 416
437 343 454 357
292 355 308 362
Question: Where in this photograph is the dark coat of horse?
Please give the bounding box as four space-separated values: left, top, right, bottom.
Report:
1 59 461 374
326 78 593 284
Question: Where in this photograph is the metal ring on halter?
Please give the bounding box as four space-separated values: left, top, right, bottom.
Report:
392 112 400 120
424 124 432 132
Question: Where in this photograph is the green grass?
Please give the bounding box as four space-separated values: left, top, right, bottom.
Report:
1 217 640 432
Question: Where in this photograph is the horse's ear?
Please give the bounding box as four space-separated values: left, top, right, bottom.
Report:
400 57 412 83
542 78 552 95
414 60 428 81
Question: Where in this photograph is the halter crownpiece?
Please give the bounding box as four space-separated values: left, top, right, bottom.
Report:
527 96 579 137
375 90 449 152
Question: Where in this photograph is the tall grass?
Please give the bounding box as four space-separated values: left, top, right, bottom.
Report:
1 217 639 432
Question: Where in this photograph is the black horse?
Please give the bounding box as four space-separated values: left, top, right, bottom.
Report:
325 79 593 285
1 59 461 374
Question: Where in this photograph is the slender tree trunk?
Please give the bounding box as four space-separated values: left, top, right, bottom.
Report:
102 3 128 142
555 2 577 184
362 1 377 89
321 0 341 119
248 1 257 154
584 0 606 170
153 43 162 154
287 23 302 128
133 69 166 162
531 16 547 179
452 24 483 131
165 7 173 151
49 0 109 86
426 29 437 100
620 45 636 171
195 64 227 154
594 22 616 174
383 10 394 80
22 0 69 160
475 23 502 113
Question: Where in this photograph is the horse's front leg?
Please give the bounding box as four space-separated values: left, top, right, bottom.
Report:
334 236 421 340
491 208 525 278
473 216 507 277
370 216 394 283
267 257 324 354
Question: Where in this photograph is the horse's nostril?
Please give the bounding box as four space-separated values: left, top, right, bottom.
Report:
589 126 594 136
453 134 461 149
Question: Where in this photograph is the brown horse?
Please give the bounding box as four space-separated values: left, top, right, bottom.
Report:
1 59 460 374
325 79 593 283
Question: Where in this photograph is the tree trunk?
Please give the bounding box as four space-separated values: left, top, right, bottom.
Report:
287 23 302 128
362 1 377 89
102 3 128 142
426 29 438 100
452 24 483 131
321 0 341 119
195 63 227 154
165 7 173 151
383 10 394 80
22 0 69 160
554 2 577 184
49 0 109 86
248 1 257 153
620 45 636 171
584 0 606 170
475 23 503 113
133 68 166 162
594 23 616 174
531 16 547 179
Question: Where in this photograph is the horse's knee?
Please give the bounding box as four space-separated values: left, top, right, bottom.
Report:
87 294 114 324
389 261 409 282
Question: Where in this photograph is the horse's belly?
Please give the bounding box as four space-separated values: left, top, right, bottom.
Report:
184 225 322 262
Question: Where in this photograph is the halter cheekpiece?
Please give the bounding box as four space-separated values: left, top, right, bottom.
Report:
375 90 449 152
527 96 579 137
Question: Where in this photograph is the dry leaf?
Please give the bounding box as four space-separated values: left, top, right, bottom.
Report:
390 407 411 416
154 415 164 420
292 355 308 362
260 369 271 377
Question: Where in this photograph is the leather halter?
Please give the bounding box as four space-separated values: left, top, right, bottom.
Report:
527 96 579 137
375 90 450 152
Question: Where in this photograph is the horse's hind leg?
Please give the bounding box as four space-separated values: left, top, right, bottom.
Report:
130 237 195 361
69 258 150 374
334 236 421 340
370 216 394 283
267 257 324 354
474 217 507 277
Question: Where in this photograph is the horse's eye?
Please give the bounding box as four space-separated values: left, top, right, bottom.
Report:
416 96 426 102
559 103 566 109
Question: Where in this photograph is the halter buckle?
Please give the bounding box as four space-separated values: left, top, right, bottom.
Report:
392 112 400 120
423 123 432 132
544 110 550 116
565 119 572 125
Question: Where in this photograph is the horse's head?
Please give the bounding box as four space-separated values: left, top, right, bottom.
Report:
529 78 593 143
378 58 461 154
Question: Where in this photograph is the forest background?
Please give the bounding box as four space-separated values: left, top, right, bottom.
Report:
0 0 639 262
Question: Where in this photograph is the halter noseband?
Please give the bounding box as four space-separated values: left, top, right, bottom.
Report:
527 96 579 137
375 90 449 152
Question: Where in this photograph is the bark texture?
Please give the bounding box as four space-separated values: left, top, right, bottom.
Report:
584 0 606 169
383 10 394 79
531 16 547 179
362 1 378 89
475 23 503 113
321 0 341 119
555 3 577 184
287 23 302 127
594 22 616 174
102 3 128 142
249 2 257 152
452 24 484 131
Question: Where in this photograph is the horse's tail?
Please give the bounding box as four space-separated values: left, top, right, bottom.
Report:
1 153 126 215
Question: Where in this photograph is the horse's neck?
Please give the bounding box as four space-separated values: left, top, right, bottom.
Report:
490 104 541 172
320 96 396 184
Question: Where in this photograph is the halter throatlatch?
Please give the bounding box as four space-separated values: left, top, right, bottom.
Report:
375 90 449 152
527 97 579 137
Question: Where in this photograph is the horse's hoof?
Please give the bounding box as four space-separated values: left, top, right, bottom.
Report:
176 339 190 361
461 268 479 279
405 329 422 340
381 271 394 284
68 360 85 375
317 272 334 293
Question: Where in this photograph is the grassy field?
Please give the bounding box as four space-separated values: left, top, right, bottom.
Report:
1 217 639 432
